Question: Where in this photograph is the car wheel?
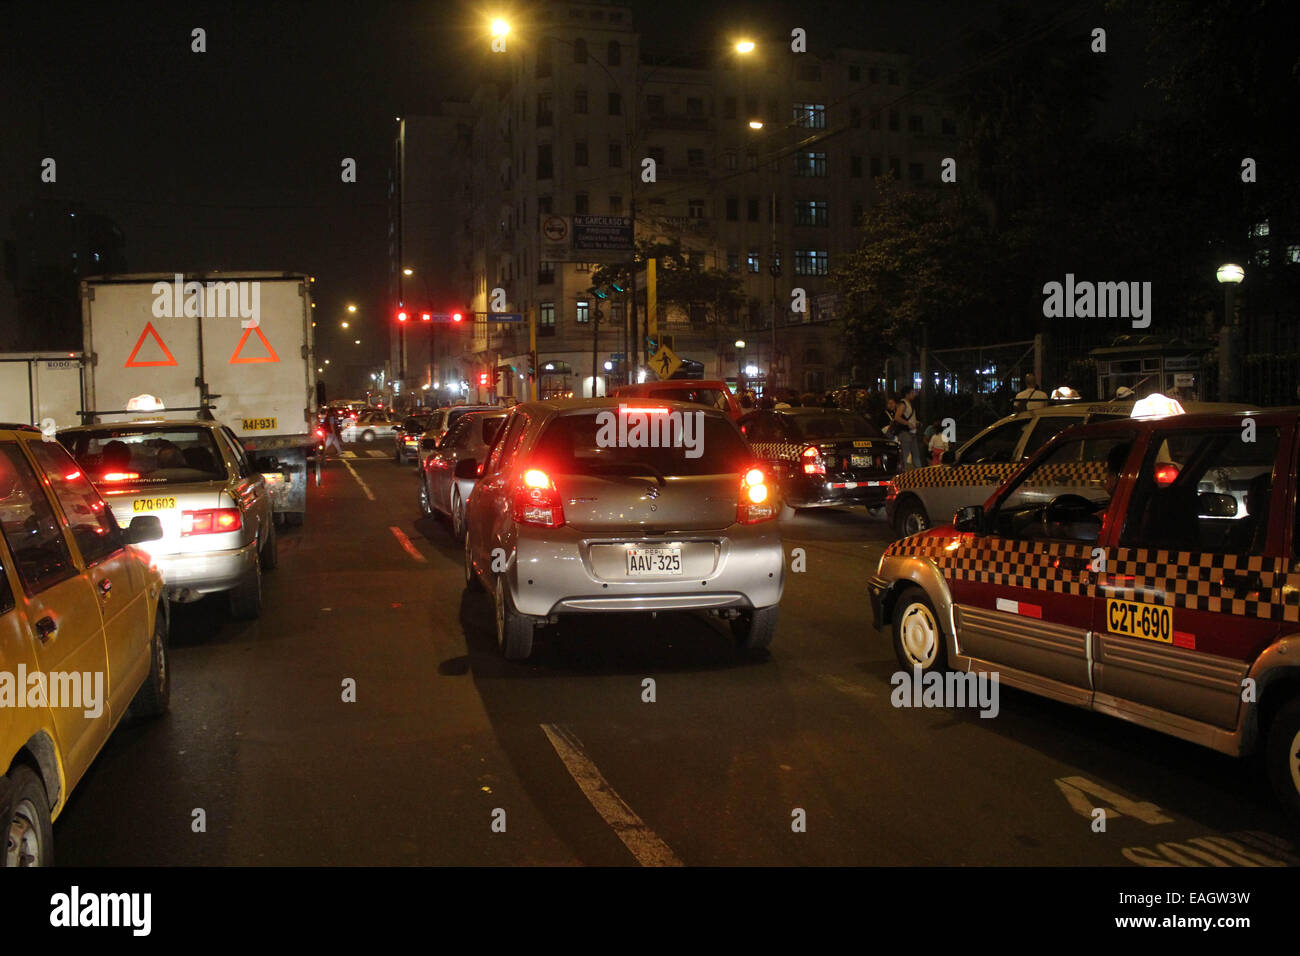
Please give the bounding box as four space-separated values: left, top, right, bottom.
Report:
464 533 483 592
732 605 779 656
894 498 930 537
494 577 534 660
260 519 278 572
2 765 52 867
229 551 263 620
892 586 948 673
451 487 467 542
418 477 432 517
1266 697 1300 818
129 608 170 719
361 429 375 443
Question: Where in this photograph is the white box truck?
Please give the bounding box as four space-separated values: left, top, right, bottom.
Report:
0 352 86 432
79 272 317 524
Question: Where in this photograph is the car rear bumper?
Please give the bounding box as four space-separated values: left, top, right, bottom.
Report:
153 539 258 598
784 475 894 508
508 524 785 618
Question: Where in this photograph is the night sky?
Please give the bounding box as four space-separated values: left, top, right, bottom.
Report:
1 0 1116 366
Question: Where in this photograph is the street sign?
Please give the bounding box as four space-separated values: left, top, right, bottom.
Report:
490 313 524 323
650 344 682 380
572 216 634 258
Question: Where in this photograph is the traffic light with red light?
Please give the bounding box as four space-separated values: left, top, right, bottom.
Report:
452 312 464 323
396 310 408 323
420 311 432 322
478 372 490 387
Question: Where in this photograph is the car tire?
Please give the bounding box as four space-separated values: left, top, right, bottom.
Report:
260 519 278 572
892 586 948 673
229 552 263 620
2 764 52 867
894 498 931 538
418 477 433 517
451 487 467 542
495 577 534 661
732 605 779 655
361 429 375 443
464 534 484 592
129 608 170 719
1265 696 1300 818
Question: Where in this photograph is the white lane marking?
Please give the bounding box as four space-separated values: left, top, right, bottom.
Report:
341 450 357 459
540 723 683 867
367 449 387 458
814 672 876 701
342 459 375 500
390 526 427 563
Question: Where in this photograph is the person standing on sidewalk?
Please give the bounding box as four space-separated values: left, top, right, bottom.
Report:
894 388 922 470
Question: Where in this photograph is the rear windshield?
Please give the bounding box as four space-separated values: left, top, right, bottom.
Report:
647 387 733 413
787 413 881 441
532 410 752 477
59 427 228 485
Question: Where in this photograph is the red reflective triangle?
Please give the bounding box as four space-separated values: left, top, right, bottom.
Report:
124 321 178 367
229 325 279 364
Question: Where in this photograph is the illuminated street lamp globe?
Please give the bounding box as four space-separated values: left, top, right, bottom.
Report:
735 339 746 349
490 19 509 37
735 40 755 54
1216 263 1245 284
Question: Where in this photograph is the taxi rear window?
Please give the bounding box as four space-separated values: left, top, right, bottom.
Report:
59 427 228 486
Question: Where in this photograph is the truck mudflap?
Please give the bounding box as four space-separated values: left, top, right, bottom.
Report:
243 434 310 522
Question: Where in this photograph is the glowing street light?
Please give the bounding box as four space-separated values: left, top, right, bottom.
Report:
490 18 510 37
347 304 357 313
402 267 414 276
735 39 755 54
735 339 746 349
340 321 349 329
354 339 361 345
748 120 764 130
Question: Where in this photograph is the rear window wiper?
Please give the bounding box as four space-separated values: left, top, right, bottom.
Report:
590 461 667 486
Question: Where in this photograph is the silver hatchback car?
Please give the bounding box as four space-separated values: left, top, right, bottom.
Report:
463 398 785 660
58 419 275 619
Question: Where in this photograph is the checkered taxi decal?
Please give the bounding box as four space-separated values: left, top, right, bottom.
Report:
892 460 1109 492
884 535 1300 622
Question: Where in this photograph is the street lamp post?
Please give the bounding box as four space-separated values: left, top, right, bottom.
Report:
1216 263 1245 402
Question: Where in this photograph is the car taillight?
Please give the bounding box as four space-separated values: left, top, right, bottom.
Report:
315 428 325 438
1154 462 1180 487
182 508 242 535
101 471 141 482
738 467 777 524
513 467 565 528
801 445 825 475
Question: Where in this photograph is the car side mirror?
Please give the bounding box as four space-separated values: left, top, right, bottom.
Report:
123 514 163 544
941 449 956 465
421 438 438 451
1197 492 1238 517
953 505 983 534
454 458 480 480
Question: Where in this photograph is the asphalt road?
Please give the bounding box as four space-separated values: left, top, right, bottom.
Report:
54 445 1300 866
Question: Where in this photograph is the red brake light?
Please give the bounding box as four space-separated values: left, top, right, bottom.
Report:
182 508 243 536
513 467 565 528
738 466 777 524
802 445 826 475
1154 462 1180 487
102 471 140 482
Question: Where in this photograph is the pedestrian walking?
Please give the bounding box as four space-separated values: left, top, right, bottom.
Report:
894 388 922 470
882 398 898 437
323 407 344 457
927 420 949 465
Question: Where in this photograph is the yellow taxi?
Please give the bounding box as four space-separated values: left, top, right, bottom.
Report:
0 425 168 866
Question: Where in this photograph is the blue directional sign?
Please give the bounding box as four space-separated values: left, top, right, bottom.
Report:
490 312 525 323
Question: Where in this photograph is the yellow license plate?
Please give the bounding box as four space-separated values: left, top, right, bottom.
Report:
242 417 277 431
853 440 871 447
132 497 176 513
1106 598 1173 643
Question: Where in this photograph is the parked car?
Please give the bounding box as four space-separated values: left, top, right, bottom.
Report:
869 407 1300 817
463 398 784 660
342 411 398 444
739 407 901 514
0 424 168 866
394 411 437 463
418 410 507 539
58 420 276 619
610 379 743 421
420 404 500 453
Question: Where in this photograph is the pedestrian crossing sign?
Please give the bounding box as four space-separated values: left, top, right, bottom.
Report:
650 344 682 380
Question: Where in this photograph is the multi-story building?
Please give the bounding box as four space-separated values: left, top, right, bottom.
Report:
453 0 960 400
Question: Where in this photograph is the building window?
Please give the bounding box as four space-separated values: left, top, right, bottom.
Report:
849 64 861 82
727 252 740 272
537 144 553 180
608 91 622 115
889 156 900 177
887 68 899 85
686 97 704 118
869 111 880 131
794 151 827 177
574 89 587 114
538 195 553 215
724 150 738 170
795 200 828 227
576 299 591 323
747 198 759 222
609 142 622 167
908 162 924 182
794 250 829 276
852 201 863 225
575 193 589 214
646 95 665 117
607 40 621 65
747 251 760 273
723 96 737 119
539 302 556 334
688 199 705 219
850 154 863 178
870 155 882 177
575 140 588 166
908 114 923 133
648 146 666 167
537 93 553 127
745 95 758 118
574 37 587 63
687 148 705 167
536 47 552 78
793 103 826 128
538 261 555 285
888 109 899 131
850 107 861 128
609 194 622 215
869 66 879 83
746 151 758 170
942 117 956 136
797 63 821 81
726 196 739 221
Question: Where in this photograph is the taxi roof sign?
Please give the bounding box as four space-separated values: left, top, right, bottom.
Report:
126 394 165 412
1131 393 1185 419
